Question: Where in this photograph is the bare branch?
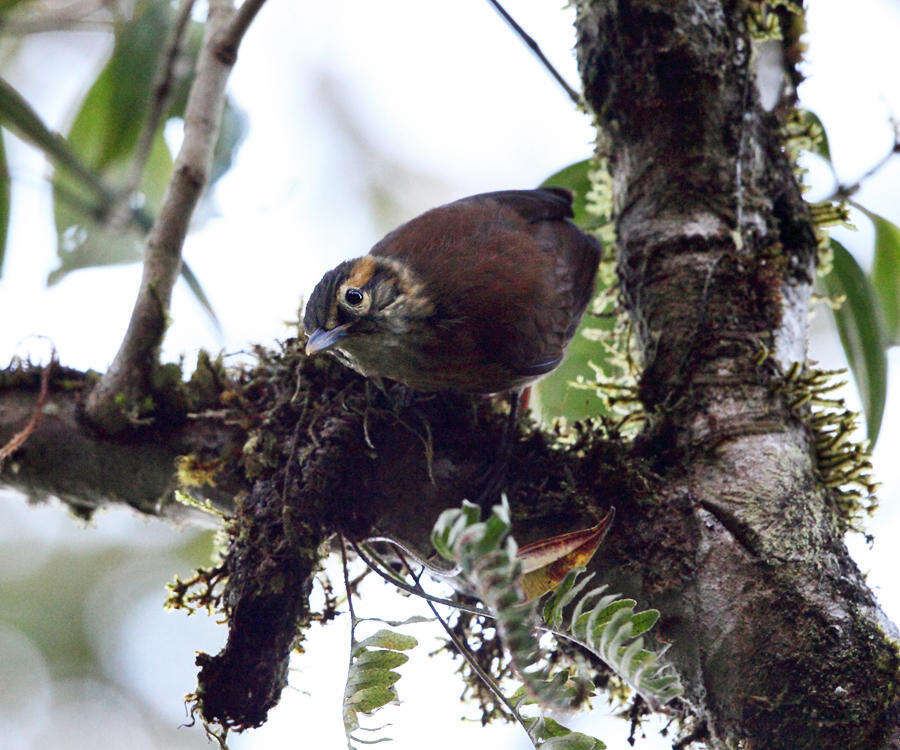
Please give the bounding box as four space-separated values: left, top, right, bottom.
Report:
483 0 582 106
832 120 900 200
84 0 266 434
214 0 268 65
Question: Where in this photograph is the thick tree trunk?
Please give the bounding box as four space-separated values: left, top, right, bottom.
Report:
572 1 899 747
2 1 899 747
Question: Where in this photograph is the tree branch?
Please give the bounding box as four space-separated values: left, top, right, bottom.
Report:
118 0 198 206
482 0 582 106
84 0 266 434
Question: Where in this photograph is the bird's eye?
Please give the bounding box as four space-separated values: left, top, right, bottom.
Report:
344 288 364 306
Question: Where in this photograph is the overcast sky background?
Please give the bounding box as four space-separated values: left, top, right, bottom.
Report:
1 0 899 748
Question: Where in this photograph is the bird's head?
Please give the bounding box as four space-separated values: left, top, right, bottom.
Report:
303 255 432 358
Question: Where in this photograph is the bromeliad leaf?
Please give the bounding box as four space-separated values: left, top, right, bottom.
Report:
519 509 615 600
824 240 888 444
867 210 900 346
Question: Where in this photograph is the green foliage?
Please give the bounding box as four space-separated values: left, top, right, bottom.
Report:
536 158 621 423
543 569 681 705
432 500 683 713
867 210 900 346
343 627 417 747
51 0 171 285
0 0 246 327
823 240 888 444
522 716 606 749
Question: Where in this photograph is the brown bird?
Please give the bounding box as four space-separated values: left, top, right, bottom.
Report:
303 188 600 395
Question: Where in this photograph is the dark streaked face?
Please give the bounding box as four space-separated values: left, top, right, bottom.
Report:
303 256 429 359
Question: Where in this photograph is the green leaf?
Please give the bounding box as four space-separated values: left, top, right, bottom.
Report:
536 159 614 421
65 0 169 171
628 609 660 638
525 716 606 749
180 260 222 333
345 685 397 714
352 650 409 670
50 0 170 284
353 630 417 655
0 77 109 201
50 131 172 284
542 158 593 227
345 667 402 693
868 211 900 346
0 130 9 278
823 240 888 444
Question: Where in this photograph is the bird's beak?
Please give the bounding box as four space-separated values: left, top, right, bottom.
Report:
305 324 351 355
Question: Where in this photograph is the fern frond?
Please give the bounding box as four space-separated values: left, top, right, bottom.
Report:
432 500 683 713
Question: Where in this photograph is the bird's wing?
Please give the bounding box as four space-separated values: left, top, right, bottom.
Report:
371 188 597 384
465 188 575 224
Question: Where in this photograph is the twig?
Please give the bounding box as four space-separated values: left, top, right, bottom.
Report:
351 540 492 620
392 548 535 742
830 118 900 200
482 0 582 106
0 352 55 469
214 0 268 65
84 0 267 434
119 0 198 205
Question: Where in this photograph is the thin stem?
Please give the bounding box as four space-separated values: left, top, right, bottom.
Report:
353 539 595 659
830 122 900 201
341 538 358 632
84 0 267 434
351 540 492 619
214 0 268 65
393 549 535 743
120 0 198 203
482 0 582 106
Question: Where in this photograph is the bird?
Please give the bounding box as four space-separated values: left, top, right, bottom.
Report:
303 188 600 396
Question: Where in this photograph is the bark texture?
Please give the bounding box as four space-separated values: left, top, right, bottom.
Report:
573 1 899 747
2 1 900 747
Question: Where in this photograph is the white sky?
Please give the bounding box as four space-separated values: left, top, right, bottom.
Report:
1 1 899 748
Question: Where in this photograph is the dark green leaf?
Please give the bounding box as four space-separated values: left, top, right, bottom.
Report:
533 276 612 422
0 131 9 277
65 0 169 170
824 240 888 444
541 158 593 227
867 211 900 346
537 159 613 421
0 77 109 201
629 609 660 638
